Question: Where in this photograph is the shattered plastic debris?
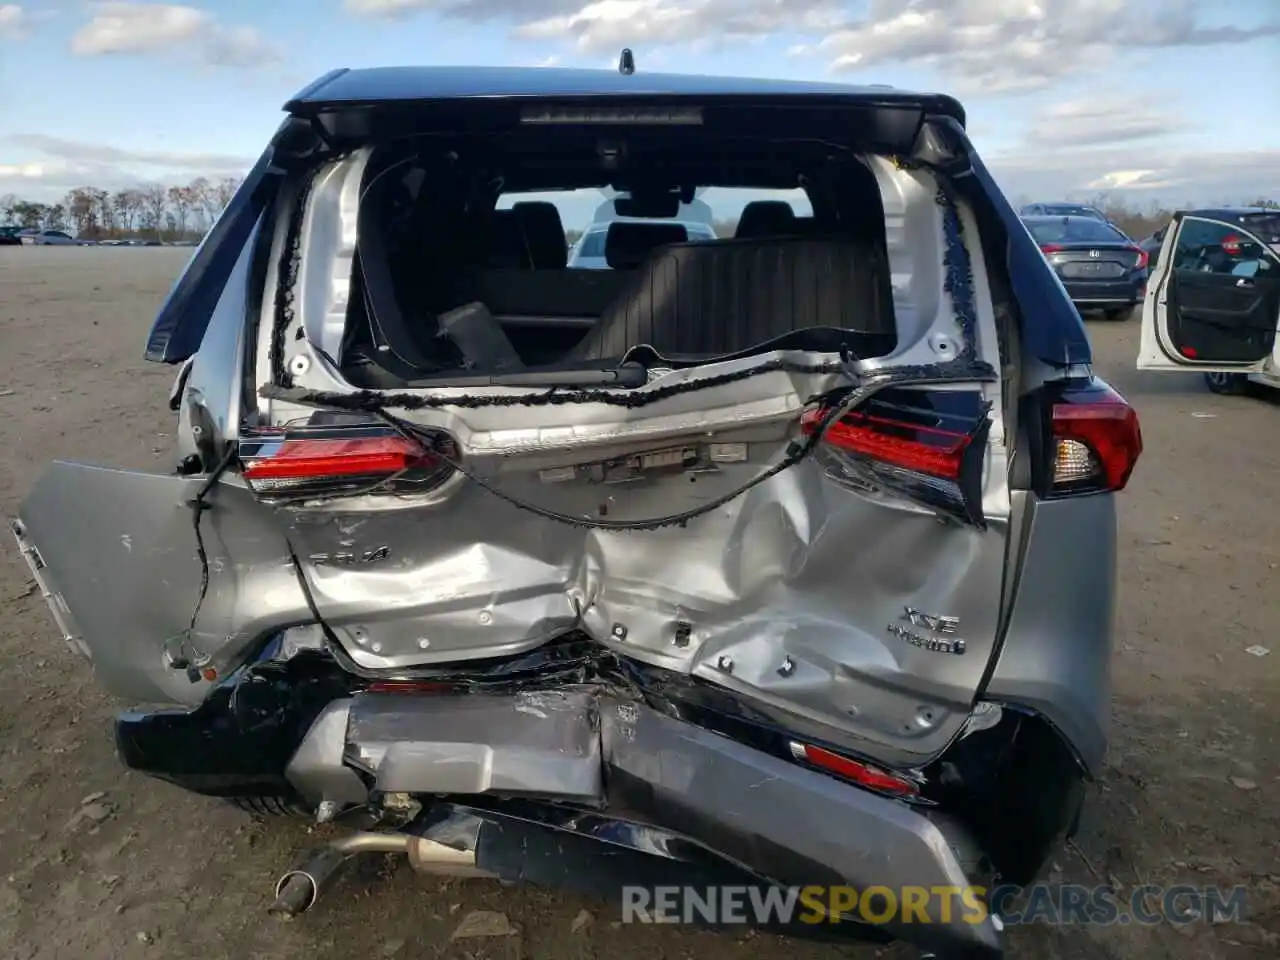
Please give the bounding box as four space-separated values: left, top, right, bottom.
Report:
1190 412 1216 419
451 911 518 939
1244 645 1270 657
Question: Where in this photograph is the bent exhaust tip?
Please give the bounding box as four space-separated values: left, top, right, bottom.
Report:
270 870 321 917
269 845 348 918
268 830 485 918
267 839 388 918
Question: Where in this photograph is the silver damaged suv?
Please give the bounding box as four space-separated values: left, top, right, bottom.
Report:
12 65 1143 959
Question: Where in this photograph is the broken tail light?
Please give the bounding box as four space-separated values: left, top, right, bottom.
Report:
1034 380 1142 497
789 741 919 798
239 420 454 501
800 389 989 524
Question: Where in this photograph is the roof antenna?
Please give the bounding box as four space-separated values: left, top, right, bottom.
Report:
618 48 635 75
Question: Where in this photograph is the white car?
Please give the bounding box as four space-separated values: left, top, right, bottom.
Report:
1138 209 1280 394
19 229 89 246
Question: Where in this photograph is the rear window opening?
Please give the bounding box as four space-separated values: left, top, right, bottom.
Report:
299 127 908 389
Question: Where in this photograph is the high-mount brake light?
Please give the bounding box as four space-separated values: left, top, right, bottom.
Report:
800 408 972 480
1047 382 1142 495
789 742 919 798
239 423 453 500
519 106 703 125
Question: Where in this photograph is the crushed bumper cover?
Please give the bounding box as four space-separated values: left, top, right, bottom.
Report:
118 686 1003 957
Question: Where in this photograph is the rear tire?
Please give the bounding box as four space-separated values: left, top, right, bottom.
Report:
1204 372 1249 395
1103 307 1132 321
229 795 312 819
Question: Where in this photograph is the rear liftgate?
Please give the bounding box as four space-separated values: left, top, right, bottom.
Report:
232 161 1019 959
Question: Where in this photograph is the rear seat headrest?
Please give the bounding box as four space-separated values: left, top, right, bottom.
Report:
511 201 568 269
605 221 689 269
482 210 530 268
735 200 798 238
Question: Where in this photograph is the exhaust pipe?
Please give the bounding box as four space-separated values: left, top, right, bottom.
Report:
270 831 493 917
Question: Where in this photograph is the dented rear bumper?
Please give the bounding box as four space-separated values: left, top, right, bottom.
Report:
117 683 1003 957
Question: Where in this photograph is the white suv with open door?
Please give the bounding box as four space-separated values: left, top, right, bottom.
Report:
1138 210 1280 394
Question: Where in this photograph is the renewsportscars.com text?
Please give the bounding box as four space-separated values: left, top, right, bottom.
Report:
621 883 1248 927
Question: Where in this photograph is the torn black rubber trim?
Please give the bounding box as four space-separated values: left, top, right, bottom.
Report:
259 356 847 411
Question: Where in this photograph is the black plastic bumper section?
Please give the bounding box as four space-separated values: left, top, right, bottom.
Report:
113 646 1095 959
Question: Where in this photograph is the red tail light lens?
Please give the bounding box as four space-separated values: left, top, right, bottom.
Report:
799 408 973 480
1039 243 1063 255
789 742 919 798
240 422 453 500
800 390 989 525
1132 246 1149 271
243 435 433 480
1048 382 1142 495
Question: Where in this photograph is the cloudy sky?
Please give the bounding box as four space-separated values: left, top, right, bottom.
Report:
1 0 1278 213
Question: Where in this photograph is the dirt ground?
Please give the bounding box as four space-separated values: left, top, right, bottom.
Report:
0 247 1276 960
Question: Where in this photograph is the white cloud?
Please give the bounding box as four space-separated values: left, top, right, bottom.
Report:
987 144 1280 205
0 135 254 199
70 2 281 66
1022 98 1185 148
0 3 26 39
344 0 438 15
0 161 43 179
342 0 1278 93
804 0 1280 94
10 135 253 173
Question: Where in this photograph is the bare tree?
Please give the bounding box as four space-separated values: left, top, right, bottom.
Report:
45 204 68 231
141 184 168 239
92 189 114 237
167 185 195 236
0 193 17 222
114 189 142 233
11 200 46 228
65 188 98 235
213 176 241 213
187 176 215 230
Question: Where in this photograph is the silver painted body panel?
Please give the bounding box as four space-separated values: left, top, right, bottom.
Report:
345 688 602 800
985 492 1118 774
244 151 1013 766
13 465 304 706
13 140 1118 777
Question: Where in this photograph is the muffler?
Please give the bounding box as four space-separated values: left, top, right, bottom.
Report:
269 831 494 917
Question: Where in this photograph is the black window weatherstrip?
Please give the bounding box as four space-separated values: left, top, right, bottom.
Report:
143 147 284 364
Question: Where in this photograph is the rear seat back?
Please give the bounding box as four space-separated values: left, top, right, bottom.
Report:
606 221 690 268
509 201 568 269
570 235 895 360
735 201 798 238
474 206 623 324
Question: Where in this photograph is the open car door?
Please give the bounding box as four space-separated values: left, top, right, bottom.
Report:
1138 213 1280 372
